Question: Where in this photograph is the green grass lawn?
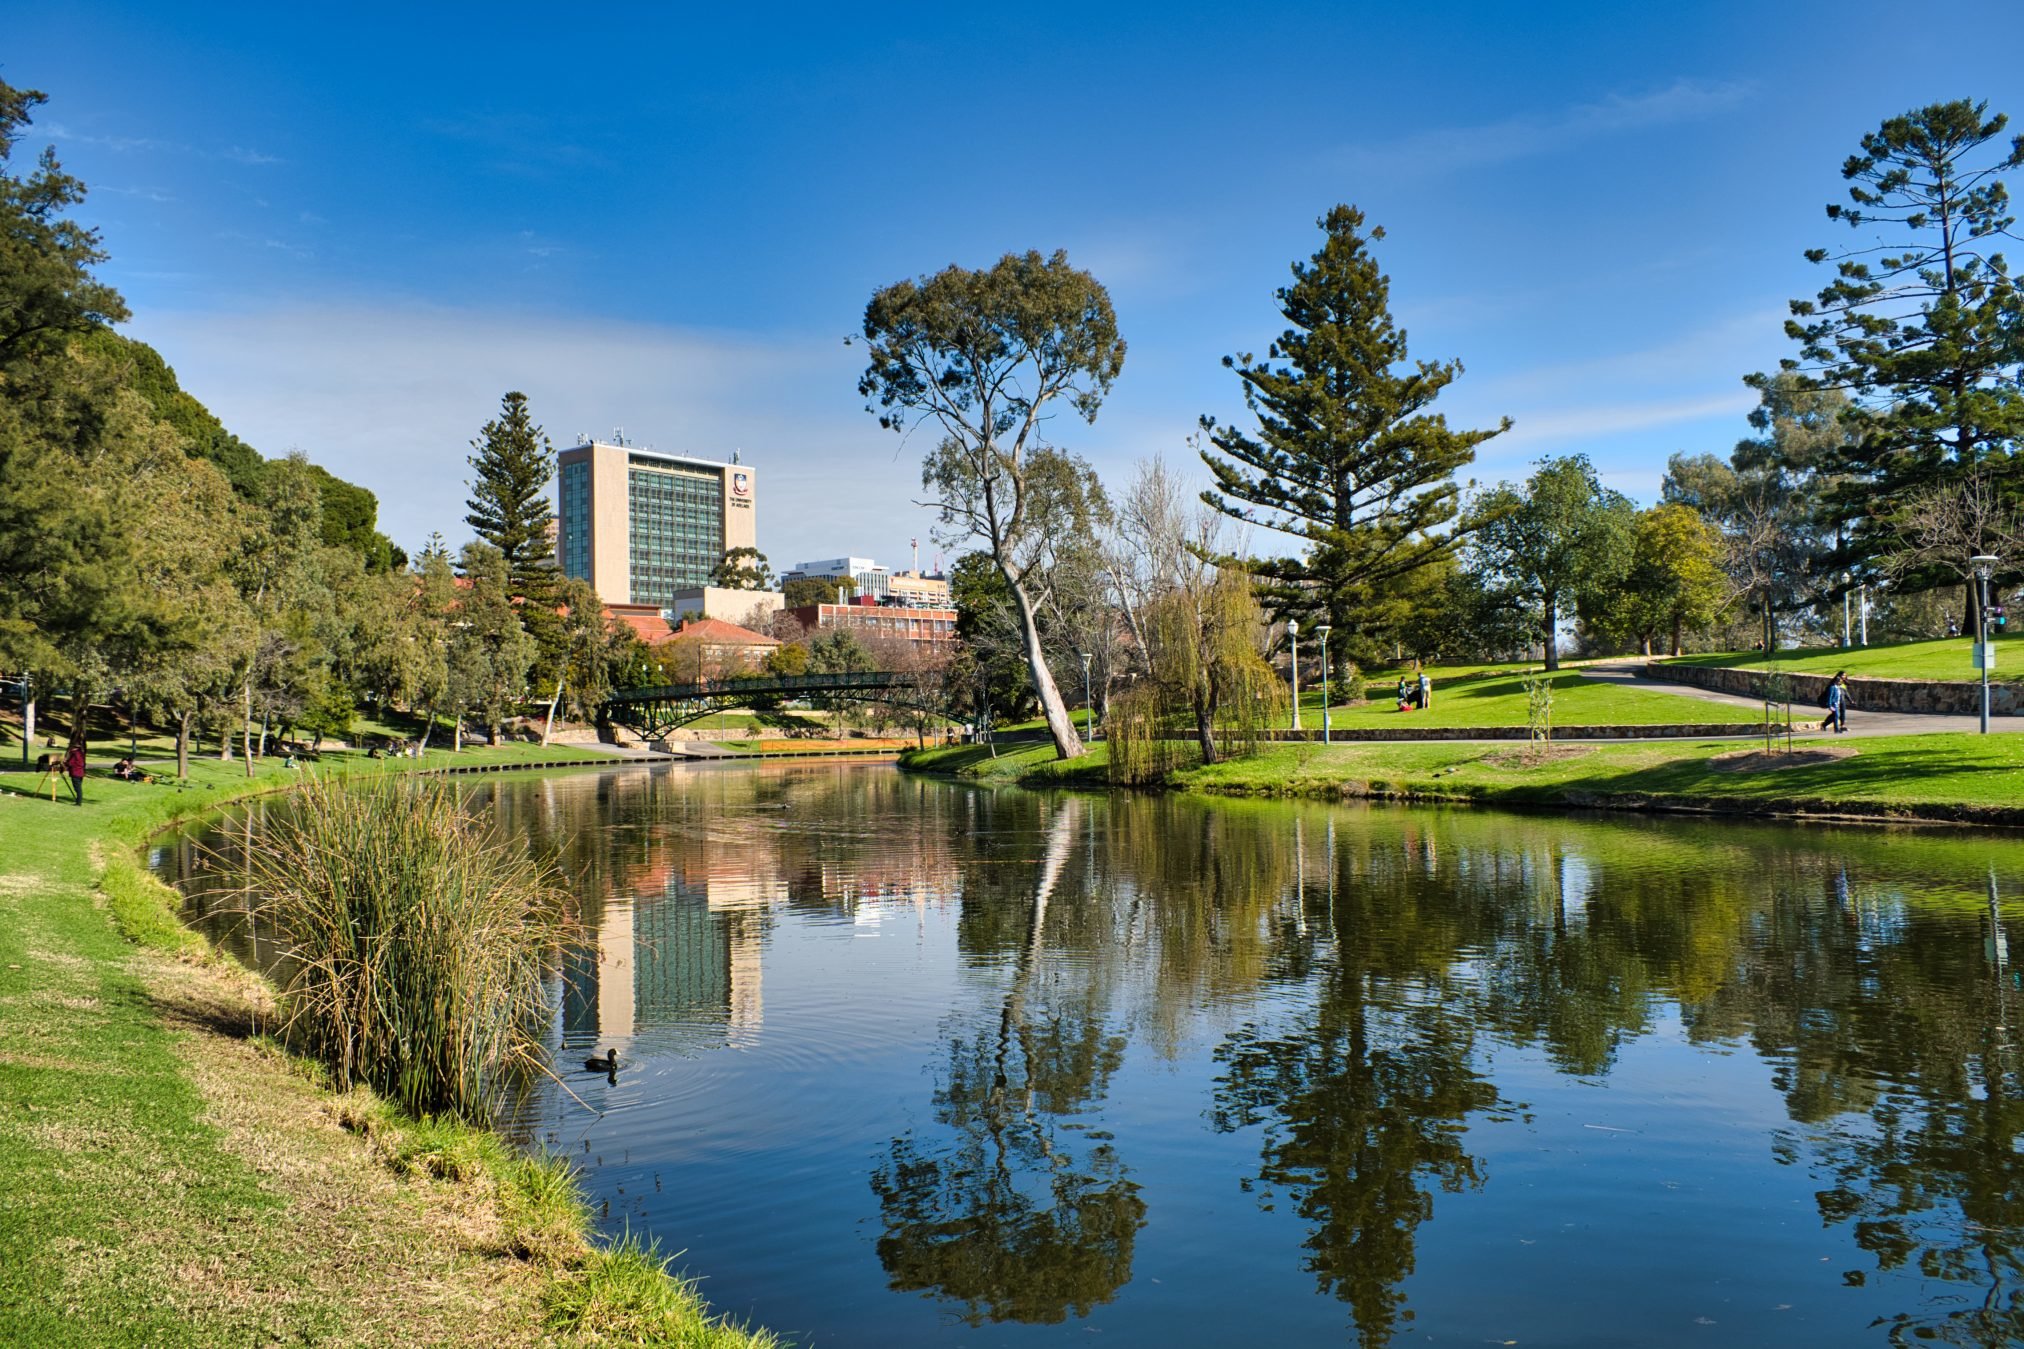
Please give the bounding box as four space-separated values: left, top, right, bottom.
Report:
904 729 2024 822
997 667 1747 735
0 741 778 1347
1315 668 1757 727
1664 635 2024 683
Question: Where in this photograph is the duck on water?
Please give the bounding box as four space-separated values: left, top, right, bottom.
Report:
584 1048 620 1077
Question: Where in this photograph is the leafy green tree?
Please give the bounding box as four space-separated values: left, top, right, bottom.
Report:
0 78 127 366
859 250 1126 759
0 80 138 700
1470 456 1635 669
948 550 1034 722
1585 504 1729 656
710 546 771 590
783 575 850 609
445 542 534 747
1200 206 1508 673
1772 100 2024 590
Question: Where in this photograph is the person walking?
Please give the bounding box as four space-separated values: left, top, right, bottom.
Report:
62 741 86 806
1820 672 1849 734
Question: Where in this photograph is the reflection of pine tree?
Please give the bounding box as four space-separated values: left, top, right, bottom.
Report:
872 801 1146 1325
1214 979 1500 1346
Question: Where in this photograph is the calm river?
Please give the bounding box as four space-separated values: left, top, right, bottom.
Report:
158 762 2024 1347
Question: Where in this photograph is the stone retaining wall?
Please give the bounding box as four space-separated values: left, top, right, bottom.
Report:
1651 660 2024 716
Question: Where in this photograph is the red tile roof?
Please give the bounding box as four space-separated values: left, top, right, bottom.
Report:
665 616 780 647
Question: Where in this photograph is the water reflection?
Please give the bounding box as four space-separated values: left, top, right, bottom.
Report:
157 764 2024 1347
873 798 1147 1325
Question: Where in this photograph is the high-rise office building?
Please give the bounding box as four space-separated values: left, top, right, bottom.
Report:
556 439 757 608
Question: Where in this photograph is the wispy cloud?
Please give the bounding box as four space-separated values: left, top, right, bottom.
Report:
127 302 929 562
40 121 282 166
518 229 566 259
97 184 178 203
1338 78 1754 176
43 121 187 155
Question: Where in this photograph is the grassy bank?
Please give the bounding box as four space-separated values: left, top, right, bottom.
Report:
0 746 778 1347
902 730 2024 825
1663 635 2023 683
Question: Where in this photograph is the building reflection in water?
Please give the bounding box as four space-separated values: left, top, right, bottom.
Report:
535 763 962 1055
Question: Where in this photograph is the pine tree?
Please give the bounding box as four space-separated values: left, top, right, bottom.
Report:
463 391 556 598
1200 206 1508 671
1773 100 2024 579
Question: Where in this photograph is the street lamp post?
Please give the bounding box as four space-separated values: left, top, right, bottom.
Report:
1079 651 1094 743
1842 570 1851 648
1974 554 1999 735
1316 624 1332 744
1859 583 1869 646
1287 621 1301 732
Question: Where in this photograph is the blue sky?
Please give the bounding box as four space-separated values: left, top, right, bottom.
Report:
11 2 2023 569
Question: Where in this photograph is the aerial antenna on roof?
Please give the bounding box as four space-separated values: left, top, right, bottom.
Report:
612 427 627 446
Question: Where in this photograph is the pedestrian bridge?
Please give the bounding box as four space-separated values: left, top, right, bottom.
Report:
599 670 930 737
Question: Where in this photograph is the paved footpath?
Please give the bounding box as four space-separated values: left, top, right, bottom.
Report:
1588 662 2024 738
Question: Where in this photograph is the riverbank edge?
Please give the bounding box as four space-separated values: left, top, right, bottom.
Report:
897 739 2024 829
3 748 780 1348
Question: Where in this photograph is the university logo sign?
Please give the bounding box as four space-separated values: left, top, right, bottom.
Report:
732 472 751 497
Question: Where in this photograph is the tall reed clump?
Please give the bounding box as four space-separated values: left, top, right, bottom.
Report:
241 773 573 1121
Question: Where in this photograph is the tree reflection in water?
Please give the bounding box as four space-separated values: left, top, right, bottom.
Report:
165 771 2024 1343
872 798 1146 1325
1211 817 1510 1347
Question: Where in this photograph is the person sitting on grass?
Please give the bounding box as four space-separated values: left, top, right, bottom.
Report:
1397 675 1412 711
113 756 139 781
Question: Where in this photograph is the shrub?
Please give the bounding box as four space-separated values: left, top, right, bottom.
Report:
240 774 573 1121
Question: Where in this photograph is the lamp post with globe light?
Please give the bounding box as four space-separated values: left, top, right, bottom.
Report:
1974 555 1999 734
1316 624 1332 744
1287 621 1300 731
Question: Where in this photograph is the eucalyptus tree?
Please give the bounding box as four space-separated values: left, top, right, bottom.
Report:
858 250 1126 759
1200 206 1508 675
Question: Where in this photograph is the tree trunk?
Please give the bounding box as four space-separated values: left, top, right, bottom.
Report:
68 687 90 753
1671 616 1683 657
1193 682 1220 766
1002 563 1084 759
241 676 255 778
176 709 192 780
540 678 564 748
1541 590 1561 671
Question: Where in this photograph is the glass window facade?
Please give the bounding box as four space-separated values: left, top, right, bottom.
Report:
627 457 723 605
559 460 591 581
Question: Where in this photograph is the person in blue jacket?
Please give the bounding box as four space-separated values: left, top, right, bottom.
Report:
1820 672 1849 734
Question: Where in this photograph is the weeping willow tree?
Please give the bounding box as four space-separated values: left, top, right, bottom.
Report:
1109 562 1282 785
